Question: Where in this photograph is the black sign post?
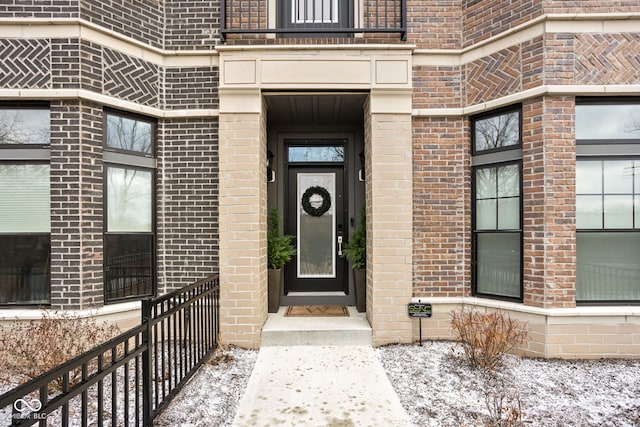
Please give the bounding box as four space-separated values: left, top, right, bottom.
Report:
407 301 432 346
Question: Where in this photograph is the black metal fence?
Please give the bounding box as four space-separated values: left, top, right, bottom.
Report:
0 274 220 427
221 0 407 40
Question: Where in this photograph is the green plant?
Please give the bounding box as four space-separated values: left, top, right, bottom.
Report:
343 207 366 269
0 311 121 390
267 207 296 270
450 308 528 371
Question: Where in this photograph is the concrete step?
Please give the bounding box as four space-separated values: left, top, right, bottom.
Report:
261 306 372 346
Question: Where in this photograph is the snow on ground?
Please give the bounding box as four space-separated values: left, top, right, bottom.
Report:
153 345 258 427
153 342 640 427
377 341 640 427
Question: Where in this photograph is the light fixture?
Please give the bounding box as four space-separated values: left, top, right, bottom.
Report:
267 150 276 183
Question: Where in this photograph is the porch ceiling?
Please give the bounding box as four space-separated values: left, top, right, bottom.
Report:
265 94 366 126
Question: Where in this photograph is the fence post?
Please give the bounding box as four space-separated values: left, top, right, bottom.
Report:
141 298 153 427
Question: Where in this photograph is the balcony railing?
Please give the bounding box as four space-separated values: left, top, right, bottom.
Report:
220 0 407 41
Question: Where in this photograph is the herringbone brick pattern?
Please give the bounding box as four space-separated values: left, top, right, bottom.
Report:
465 46 521 106
0 39 50 88
575 33 640 85
103 48 159 107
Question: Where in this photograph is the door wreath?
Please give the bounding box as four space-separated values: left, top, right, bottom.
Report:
301 186 331 217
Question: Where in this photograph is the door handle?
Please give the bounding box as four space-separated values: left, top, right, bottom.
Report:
337 235 343 256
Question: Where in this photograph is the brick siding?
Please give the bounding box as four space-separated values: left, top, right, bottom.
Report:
462 0 543 47
407 0 462 50
0 0 78 18
49 100 104 310
412 116 470 298
0 39 50 88
157 118 220 293
165 0 220 49
165 67 219 110
79 0 164 49
465 45 522 106
413 66 462 109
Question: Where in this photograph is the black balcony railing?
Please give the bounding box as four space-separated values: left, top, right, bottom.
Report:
221 0 407 41
0 274 220 427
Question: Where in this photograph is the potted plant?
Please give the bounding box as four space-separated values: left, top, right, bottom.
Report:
267 208 296 313
343 207 366 312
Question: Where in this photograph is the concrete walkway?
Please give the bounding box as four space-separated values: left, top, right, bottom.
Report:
232 308 412 426
233 346 412 427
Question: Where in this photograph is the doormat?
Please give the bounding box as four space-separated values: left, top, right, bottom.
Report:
285 305 349 317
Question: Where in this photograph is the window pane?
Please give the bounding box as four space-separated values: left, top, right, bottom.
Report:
293 0 338 23
576 161 602 194
576 195 603 229
635 195 640 227
476 233 521 298
475 168 496 199
476 200 496 230
288 146 344 162
0 235 50 305
105 234 153 301
603 160 633 194
0 164 50 233
576 104 640 140
577 232 640 301
604 195 633 228
474 111 520 152
497 164 519 197
106 113 153 154
0 108 50 145
498 197 520 229
107 167 152 232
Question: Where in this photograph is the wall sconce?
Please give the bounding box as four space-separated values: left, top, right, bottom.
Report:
358 150 365 182
267 150 276 183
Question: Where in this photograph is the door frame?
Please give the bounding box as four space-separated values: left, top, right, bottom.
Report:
273 132 362 307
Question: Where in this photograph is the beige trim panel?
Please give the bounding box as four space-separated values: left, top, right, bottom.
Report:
219 50 412 90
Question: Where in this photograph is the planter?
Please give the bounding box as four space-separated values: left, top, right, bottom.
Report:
353 268 366 313
268 268 282 313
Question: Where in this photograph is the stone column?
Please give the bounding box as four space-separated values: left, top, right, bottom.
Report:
366 89 414 346
218 88 267 348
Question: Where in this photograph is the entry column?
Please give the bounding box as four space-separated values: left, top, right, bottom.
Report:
218 88 267 348
366 89 414 346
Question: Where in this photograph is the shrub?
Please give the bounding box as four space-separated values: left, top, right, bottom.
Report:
450 308 528 371
0 311 120 390
267 207 296 270
484 381 525 427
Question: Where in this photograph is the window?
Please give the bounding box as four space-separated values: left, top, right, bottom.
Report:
278 0 351 35
292 0 339 23
0 104 51 305
576 99 640 303
471 106 523 301
104 110 155 302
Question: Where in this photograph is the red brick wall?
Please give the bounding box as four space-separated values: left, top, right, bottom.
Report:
407 0 461 49
462 0 543 47
413 66 462 109
544 1 640 14
412 116 470 298
522 96 576 308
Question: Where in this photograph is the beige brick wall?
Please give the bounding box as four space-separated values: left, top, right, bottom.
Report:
366 91 414 346
218 93 268 349
411 299 640 359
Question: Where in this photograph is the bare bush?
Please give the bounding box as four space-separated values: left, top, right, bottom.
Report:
484 381 525 427
0 311 120 390
450 308 528 371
